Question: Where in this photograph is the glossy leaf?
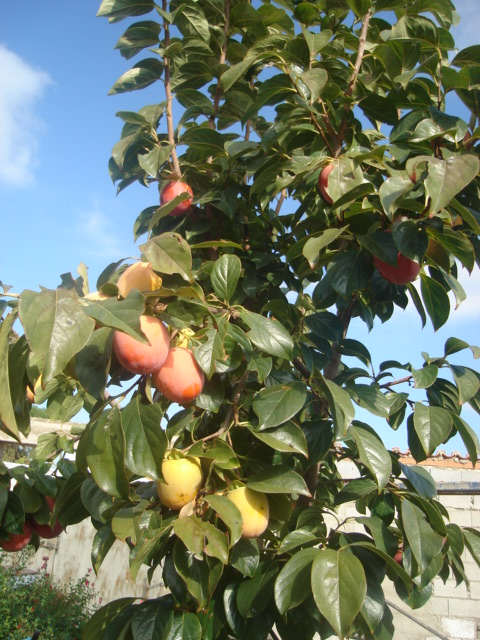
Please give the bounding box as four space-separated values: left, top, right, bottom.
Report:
413 403 452 456
239 310 293 360
275 547 319 613
210 254 242 302
350 424 392 489
122 398 166 480
252 382 308 430
311 549 366 639
141 233 193 281
85 408 130 500
247 466 311 496
19 288 94 386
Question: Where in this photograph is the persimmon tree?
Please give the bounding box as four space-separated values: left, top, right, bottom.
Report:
2 0 480 638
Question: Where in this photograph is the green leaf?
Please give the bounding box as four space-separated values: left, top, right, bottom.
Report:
247 466 310 496
84 289 146 341
141 233 193 281
411 365 439 389
452 45 480 67
85 408 130 500
348 384 391 418
109 58 163 94
114 20 161 59
168 611 202 640
0 313 20 440
422 155 480 214
335 478 378 506
326 251 371 298
230 538 260 577
350 424 392 489
252 382 308 430
451 415 480 467
19 288 94 386
174 2 210 43
247 421 308 457
321 378 355 439
236 563 278 618
401 500 443 572
173 541 221 609
210 254 242 302
112 501 148 543
193 327 225 379
91 524 116 575
420 274 450 331
449 365 480 404
413 403 452 457
463 528 480 569
302 229 346 268
173 516 229 564
122 398 167 480
206 494 243 547
399 463 437 499
181 128 227 159
239 310 293 360
97 0 154 21
444 337 480 359
82 598 136 640
301 68 328 103
275 548 319 614
138 145 171 178
311 549 367 639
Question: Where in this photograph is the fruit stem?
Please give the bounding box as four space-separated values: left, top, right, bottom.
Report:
163 0 181 178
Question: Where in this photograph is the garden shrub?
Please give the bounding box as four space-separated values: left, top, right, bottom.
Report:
0 549 100 640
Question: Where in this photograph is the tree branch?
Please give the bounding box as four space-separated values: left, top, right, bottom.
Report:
334 9 372 156
163 0 181 178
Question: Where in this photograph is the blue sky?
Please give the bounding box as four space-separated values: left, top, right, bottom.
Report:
1 1 479 454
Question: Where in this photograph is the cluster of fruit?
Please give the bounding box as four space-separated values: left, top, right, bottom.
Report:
0 496 62 552
158 455 269 539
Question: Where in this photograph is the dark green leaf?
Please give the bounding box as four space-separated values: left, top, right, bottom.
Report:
350 424 392 489
311 549 366 639
210 254 242 302
85 408 130 500
239 310 293 360
275 548 319 613
252 382 308 430
247 466 310 496
122 398 167 480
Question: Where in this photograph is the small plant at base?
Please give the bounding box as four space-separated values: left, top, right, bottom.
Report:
0 548 100 640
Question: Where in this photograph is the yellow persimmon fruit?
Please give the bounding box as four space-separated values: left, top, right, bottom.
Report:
116 261 162 298
156 456 203 510
227 486 269 539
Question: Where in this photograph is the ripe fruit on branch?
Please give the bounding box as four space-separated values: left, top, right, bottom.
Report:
318 164 334 204
30 497 63 540
113 315 170 375
227 486 269 539
373 253 421 285
160 181 193 217
116 261 162 298
0 522 32 552
152 347 204 404
156 455 203 510
26 385 35 404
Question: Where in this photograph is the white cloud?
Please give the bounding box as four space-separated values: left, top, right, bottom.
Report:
0 44 52 187
75 204 132 263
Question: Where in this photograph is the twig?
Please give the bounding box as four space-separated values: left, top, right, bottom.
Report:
379 375 413 389
163 0 181 178
335 8 372 156
184 368 249 451
208 0 230 133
